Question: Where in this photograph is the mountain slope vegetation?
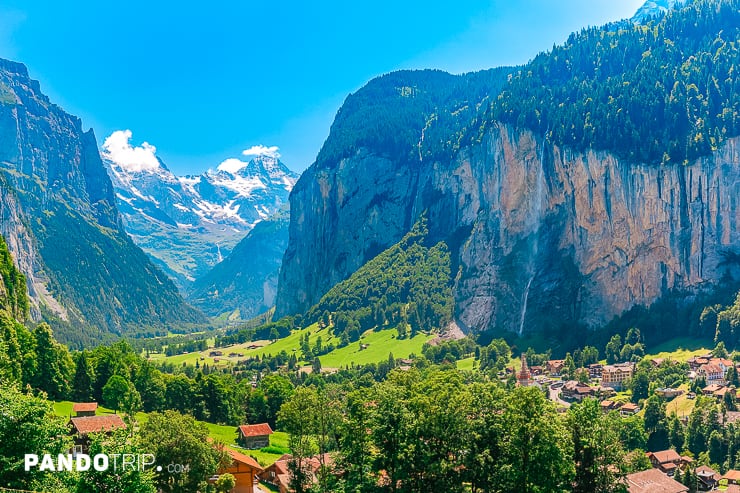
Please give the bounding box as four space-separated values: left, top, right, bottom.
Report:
488 0 740 165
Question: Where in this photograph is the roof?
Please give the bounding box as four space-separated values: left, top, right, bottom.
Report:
238 423 274 437
648 450 681 464
699 363 723 374
226 447 263 471
625 469 688 493
69 415 126 434
72 402 98 413
695 465 719 479
723 470 740 481
621 403 639 411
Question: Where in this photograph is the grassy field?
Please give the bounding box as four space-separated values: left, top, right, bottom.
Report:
149 322 434 371
54 401 289 467
664 384 696 419
457 357 476 371
320 328 433 368
644 337 714 362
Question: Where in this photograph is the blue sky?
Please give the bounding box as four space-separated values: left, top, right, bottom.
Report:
0 1 644 174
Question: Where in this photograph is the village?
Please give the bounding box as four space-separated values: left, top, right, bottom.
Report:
515 352 740 492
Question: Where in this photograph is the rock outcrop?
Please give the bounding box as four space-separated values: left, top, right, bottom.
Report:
277 122 740 334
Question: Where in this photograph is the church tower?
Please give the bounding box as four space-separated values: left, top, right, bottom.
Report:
518 354 531 387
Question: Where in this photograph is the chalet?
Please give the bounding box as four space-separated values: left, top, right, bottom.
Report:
560 381 593 401
72 402 98 417
529 365 544 376
687 356 711 371
655 388 683 399
695 465 720 491
600 400 620 412
724 470 740 485
214 447 263 493
209 350 223 357
601 362 635 391
69 415 126 454
625 468 688 493
588 363 603 378
237 423 274 449
620 403 640 416
650 358 666 367
259 453 334 493
648 449 686 476
260 454 291 493
697 363 725 385
713 386 737 401
546 360 565 376
702 384 725 396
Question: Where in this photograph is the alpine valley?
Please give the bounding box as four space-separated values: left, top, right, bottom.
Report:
5 1 740 493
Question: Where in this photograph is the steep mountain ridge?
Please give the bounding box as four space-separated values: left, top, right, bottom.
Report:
188 210 290 318
276 0 740 336
104 135 297 289
0 58 204 346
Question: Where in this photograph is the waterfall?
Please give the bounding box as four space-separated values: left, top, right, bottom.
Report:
519 135 547 335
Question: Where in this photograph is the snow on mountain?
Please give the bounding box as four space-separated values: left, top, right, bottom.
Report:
631 0 688 24
102 130 298 290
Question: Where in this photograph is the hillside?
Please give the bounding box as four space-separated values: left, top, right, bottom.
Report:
276 0 740 338
188 210 290 318
0 58 205 346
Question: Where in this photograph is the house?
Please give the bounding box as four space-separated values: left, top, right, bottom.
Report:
600 400 619 412
713 386 737 401
546 360 565 376
214 447 263 493
588 363 603 378
655 388 683 399
69 415 126 454
697 363 725 385
688 356 711 371
620 403 640 416
237 423 273 449
601 362 635 390
560 381 593 401
625 468 688 493
72 402 98 417
529 365 544 376
259 454 334 493
701 383 725 396
648 449 683 476
695 465 720 491
209 350 223 357
260 454 291 493
723 470 740 485
650 358 666 367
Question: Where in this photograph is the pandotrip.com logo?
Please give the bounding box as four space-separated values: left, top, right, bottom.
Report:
24 454 189 473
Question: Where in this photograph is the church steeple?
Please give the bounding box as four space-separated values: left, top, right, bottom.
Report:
518 353 531 387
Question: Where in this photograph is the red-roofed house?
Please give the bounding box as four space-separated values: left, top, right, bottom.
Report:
214 447 263 493
647 449 685 476
72 402 98 417
724 469 740 485
237 423 274 449
69 415 126 454
695 465 720 490
259 454 334 493
626 468 688 493
697 363 725 385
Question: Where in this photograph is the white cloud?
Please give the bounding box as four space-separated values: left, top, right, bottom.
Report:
217 158 248 174
102 130 161 173
242 145 280 159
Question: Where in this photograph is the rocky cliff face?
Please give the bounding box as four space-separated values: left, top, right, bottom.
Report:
0 58 204 345
277 122 740 334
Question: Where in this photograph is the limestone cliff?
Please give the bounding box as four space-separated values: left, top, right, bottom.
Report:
277 122 740 334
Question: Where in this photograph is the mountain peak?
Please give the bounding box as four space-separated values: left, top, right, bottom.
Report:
216 145 282 174
632 0 688 24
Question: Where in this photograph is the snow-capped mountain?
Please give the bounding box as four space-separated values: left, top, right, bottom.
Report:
631 0 687 23
102 131 298 290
